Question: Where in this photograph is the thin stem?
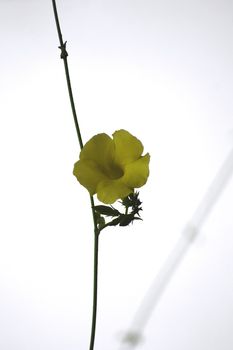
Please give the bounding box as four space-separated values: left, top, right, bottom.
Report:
51 1 100 349
51 0 83 148
89 231 99 350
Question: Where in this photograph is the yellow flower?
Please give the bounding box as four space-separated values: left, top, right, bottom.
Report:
73 129 150 204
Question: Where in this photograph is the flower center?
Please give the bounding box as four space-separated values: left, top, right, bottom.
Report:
105 162 124 180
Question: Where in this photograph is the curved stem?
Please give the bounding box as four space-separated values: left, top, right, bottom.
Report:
51 1 100 349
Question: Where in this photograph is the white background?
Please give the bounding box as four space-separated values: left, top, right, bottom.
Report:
0 0 233 349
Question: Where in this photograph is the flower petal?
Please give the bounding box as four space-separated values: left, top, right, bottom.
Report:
113 129 144 167
122 153 150 188
73 159 108 195
80 133 115 169
96 179 133 204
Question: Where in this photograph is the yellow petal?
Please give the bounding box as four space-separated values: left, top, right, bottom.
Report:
122 153 150 188
80 133 115 170
73 159 108 195
113 129 144 167
96 179 132 204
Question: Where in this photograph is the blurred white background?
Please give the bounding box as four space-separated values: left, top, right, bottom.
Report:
0 0 233 349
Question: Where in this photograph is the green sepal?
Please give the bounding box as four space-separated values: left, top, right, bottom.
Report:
121 191 142 209
96 192 144 232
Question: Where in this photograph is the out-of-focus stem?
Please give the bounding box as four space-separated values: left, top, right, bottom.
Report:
121 147 233 349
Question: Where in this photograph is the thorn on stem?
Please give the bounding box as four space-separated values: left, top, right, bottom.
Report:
58 41 68 59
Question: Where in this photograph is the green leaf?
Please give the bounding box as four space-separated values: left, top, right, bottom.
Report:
98 216 105 229
107 216 122 226
94 205 120 217
119 214 134 226
119 214 142 226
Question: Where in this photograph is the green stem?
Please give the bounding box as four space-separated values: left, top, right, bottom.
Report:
89 231 99 350
51 0 83 148
51 1 99 349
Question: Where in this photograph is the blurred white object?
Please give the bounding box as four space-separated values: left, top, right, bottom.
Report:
120 147 233 349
